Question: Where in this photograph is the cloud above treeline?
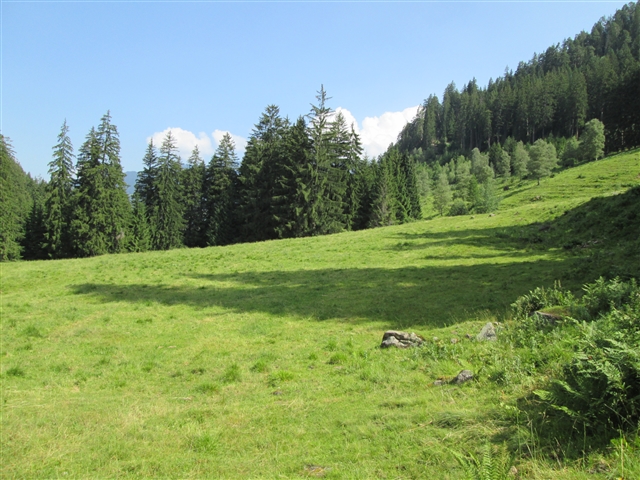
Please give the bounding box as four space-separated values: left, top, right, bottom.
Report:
148 105 418 163
147 128 248 160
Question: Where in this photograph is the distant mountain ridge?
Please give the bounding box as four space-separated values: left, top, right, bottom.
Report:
124 171 137 196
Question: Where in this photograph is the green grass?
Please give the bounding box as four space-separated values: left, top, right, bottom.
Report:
2 150 639 478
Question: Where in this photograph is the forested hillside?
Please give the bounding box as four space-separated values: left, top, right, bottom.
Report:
395 1 640 163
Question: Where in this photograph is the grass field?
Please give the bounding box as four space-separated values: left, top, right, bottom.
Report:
2 150 639 478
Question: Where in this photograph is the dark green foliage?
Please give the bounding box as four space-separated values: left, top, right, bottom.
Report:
135 140 158 219
151 131 184 250
204 133 239 246
307 87 348 235
512 277 640 436
22 179 48 260
44 120 75 258
238 105 287 242
71 113 131 257
182 146 206 248
394 1 640 162
582 276 639 319
0 135 32 261
128 194 151 252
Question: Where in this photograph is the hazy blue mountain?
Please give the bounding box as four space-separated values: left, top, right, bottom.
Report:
124 171 137 196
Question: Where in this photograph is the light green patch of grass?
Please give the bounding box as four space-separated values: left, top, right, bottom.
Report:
1 150 639 478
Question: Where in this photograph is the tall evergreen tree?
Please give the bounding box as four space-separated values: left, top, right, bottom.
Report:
135 140 159 216
182 146 206 247
44 120 75 258
238 105 288 242
128 193 151 252
204 133 239 246
72 112 131 257
0 135 31 261
152 131 184 250
307 86 348 234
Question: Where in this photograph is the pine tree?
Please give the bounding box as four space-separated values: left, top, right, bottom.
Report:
182 146 206 247
204 133 239 246
128 193 151 252
238 105 288 242
72 112 131 257
307 86 347 234
22 179 49 260
369 158 397 227
44 120 75 258
135 140 158 216
152 131 184 250
0 135 31 261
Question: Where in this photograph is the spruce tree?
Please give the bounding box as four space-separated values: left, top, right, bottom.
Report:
135 140 159 216
128 193 151 252
71 112 131 257
369 158 397 227
238 105 287 242
204 133 239 246
307 86 347 234
0 135 31 261
151 131 184 250
44 120 75 258
182 146 206 247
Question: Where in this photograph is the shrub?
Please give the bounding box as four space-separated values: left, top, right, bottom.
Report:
448 198 469 216
511 281 575 319
537 280 640 434
582 276 639 319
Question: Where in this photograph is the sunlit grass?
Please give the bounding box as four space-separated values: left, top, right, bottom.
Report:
2 150 639 478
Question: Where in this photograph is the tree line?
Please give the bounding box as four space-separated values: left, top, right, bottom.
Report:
0 89 421 261
395 1 639 165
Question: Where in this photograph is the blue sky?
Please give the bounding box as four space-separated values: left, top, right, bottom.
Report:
2 0 631 178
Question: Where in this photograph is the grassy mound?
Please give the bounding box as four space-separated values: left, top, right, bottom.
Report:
1 150 639 478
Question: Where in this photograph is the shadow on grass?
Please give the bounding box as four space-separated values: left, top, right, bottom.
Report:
71 256 576 330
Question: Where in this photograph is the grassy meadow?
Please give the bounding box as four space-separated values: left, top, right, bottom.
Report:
2 150 640 478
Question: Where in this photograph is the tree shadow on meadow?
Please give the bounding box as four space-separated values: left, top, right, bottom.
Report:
71 255 576 330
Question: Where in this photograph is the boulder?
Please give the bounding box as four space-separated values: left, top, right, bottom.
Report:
452 370 474 384
381 330 425 349
476 322 497 341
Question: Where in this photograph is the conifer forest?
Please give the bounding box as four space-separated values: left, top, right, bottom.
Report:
2 1 639 262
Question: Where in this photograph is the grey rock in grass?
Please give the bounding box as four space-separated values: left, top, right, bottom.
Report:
533 311 562 324
476 322 497 341
452 370 474 384
381 330 425 349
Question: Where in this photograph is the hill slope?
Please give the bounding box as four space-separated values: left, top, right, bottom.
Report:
2 150 639 478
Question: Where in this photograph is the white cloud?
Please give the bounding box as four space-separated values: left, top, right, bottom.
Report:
147 127 247 161
212 129 248 154
147 106 416 165
336 105 420 159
